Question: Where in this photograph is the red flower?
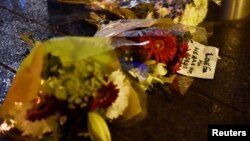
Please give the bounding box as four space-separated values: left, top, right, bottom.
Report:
171 41 189 73
171 59 182 74
179 41 189 58
90 82 119 110
26 95 63 121
139 34 177 64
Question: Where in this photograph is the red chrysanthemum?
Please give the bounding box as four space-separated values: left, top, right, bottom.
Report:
139 34 177 64
171 41 189 73
26 95 63 121
171 59 182 74
179 41 189 58
90 82 119 110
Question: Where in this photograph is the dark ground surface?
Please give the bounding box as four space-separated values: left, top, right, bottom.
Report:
0 0 250 141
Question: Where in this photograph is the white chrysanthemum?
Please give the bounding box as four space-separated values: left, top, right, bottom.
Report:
175 0 208 26
9 103 61 139
19 116 58 139
105 70 131 120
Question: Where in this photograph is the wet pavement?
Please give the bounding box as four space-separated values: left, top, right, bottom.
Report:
0 0 250 141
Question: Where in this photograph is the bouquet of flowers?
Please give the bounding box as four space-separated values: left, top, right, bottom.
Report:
95 19 202 91
57 0 208 26
0 37 146 141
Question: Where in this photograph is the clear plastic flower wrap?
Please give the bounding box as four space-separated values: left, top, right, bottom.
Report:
57 0 208 26
0 37 147 141
95 19 209 94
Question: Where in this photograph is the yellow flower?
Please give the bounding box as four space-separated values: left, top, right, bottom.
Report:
88 112 111 141
175 0 208 26
157 7 170 18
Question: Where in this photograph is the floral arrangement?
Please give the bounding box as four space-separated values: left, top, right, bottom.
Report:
0 37 145 141
120 28 192 89
95 19 194 90
57 0 208 26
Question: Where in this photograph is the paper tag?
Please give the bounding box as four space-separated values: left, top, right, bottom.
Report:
177 41 219 79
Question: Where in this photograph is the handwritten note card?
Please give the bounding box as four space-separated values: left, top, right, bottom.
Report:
177 41 219 79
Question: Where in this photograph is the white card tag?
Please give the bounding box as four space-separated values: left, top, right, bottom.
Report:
177 41 219 79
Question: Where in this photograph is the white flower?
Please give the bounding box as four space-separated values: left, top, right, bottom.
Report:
129 60 168 90
105 70 131 120
9 102 61 139
19 116 58 139
175 0 208 26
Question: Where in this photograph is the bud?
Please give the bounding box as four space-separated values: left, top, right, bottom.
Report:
88 112 111 141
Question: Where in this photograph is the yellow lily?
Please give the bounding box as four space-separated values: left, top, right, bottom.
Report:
88 112 111 141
